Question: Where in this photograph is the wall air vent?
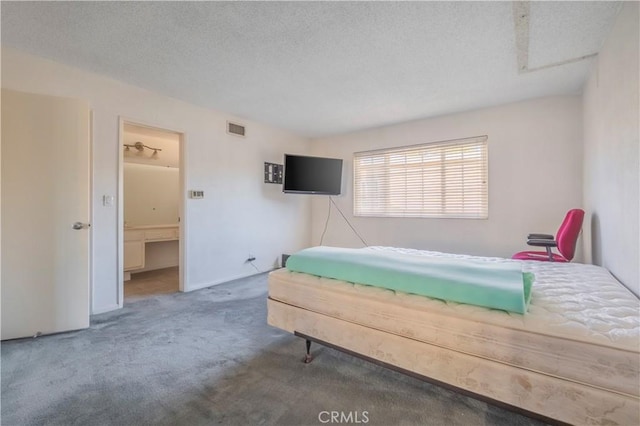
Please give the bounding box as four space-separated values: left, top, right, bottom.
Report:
227 121 246 137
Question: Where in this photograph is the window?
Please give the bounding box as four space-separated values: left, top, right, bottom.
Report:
353 136 488 219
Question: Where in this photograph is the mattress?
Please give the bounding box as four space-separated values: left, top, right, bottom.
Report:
269 247 640 398
285 246 533 313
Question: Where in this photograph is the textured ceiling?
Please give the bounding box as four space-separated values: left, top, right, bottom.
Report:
0 1 621 138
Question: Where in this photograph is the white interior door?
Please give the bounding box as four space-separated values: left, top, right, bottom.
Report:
1 89 90 340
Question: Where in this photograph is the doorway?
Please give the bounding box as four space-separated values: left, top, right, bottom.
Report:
118 120 186 304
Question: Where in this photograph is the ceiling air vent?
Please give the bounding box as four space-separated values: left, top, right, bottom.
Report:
227 121 246 137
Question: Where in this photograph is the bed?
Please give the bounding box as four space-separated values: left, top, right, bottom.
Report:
267 247 640 425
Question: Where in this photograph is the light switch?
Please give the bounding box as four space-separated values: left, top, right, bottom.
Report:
264 162 283 184
103 195 115 206
189 190 204 199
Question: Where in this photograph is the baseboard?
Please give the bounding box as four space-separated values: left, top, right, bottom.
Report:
91 303 120 315
185 269 274 293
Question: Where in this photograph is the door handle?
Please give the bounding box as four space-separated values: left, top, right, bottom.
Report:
72 222 90 230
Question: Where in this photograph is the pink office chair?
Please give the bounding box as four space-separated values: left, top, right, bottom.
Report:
512 209 584 262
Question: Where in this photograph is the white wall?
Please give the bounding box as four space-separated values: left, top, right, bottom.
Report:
582 2 639 296
310 96 583 259
123 163 180 273
1 48 311 314
124 163 180 226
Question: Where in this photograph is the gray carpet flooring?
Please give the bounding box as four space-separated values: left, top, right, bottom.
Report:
1 272 545 426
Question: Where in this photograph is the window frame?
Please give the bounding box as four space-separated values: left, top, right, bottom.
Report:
353 135 488 219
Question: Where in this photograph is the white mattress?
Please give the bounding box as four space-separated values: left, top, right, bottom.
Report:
268 247 640 397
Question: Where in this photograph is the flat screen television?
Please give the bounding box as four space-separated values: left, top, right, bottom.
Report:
283 154 343 195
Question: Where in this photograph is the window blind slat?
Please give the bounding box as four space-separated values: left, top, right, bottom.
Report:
354 136 488 219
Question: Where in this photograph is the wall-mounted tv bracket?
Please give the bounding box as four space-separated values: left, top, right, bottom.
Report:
264 162 283 184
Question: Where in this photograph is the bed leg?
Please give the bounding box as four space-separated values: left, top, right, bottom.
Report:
304 339 314 364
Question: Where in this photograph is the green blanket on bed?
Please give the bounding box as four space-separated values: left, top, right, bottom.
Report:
286 247 533 314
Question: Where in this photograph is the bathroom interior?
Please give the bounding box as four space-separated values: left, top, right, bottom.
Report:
122 123 181 301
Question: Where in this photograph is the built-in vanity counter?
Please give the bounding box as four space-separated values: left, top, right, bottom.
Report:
124 224 179 276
